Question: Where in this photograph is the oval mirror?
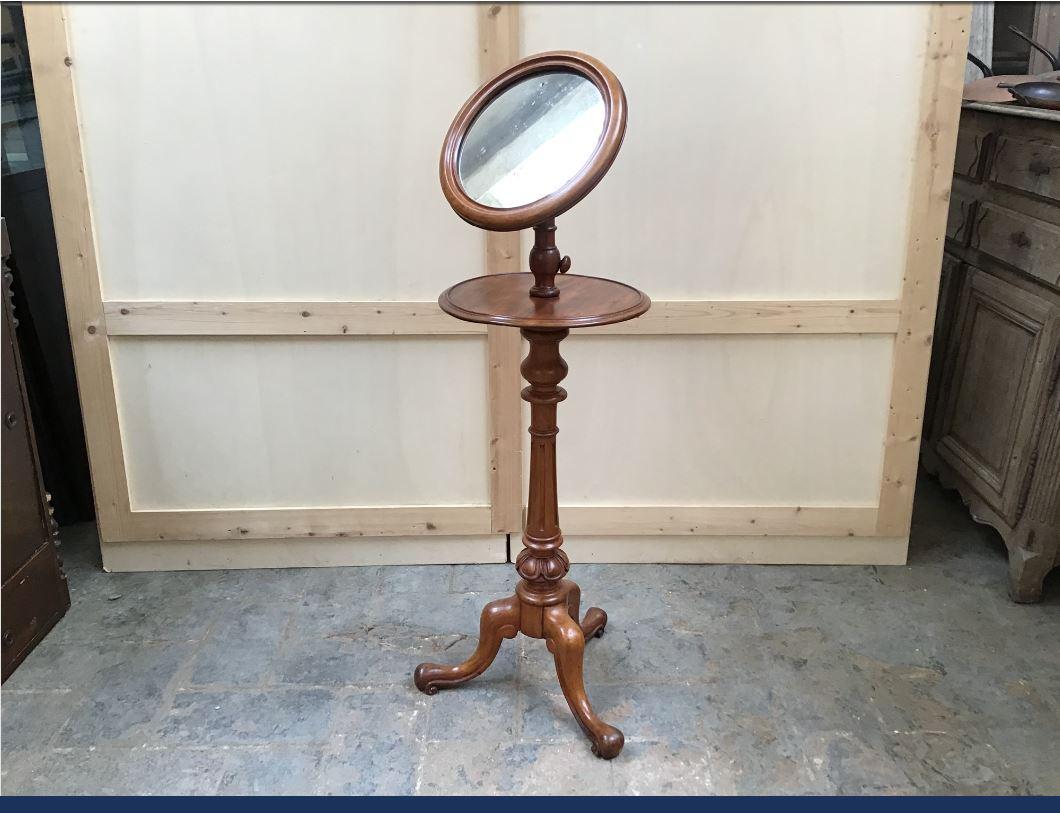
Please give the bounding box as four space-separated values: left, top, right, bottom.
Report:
458 72 605 209
441 52 626 231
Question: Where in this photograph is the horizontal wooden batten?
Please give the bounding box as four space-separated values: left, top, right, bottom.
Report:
103 535 506 571
557 505 879 537
115 505 492 542
564 535 907 565
103 534 905 571
115 504 877 542
103 301 487 336
103 299 901 337
590 300 901 335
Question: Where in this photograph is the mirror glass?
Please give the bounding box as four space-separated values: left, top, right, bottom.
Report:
458 71 606 209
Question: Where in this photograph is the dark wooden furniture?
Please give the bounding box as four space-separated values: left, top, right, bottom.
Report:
1 218 70 681
414 52 649 758
923 102 1060 603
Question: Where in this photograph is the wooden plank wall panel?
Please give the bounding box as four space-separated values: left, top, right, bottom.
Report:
62 3 483 302
29 3 506 568
109 336 490 511
518 3 968 562
27 2 969 568
521 3 929 302
554 335 893 506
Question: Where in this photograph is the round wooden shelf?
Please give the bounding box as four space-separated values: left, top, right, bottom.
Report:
439 273 650 329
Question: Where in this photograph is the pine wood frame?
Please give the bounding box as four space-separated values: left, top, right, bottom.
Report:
25 3 969 568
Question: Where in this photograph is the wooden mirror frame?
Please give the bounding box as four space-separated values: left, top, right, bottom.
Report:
440 51 627 232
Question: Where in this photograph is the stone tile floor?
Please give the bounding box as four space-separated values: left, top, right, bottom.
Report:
2 476 1057 795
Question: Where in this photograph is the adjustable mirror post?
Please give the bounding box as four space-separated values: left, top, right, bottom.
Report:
528 218 570 298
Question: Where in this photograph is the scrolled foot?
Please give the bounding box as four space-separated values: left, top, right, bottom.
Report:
413 594 519 694
590 725 625 760
580 606 607 640
413 663 441 695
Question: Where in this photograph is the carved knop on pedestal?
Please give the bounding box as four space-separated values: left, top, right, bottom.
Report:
516 546 570 582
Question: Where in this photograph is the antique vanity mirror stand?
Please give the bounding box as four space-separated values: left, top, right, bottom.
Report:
413 52 649 760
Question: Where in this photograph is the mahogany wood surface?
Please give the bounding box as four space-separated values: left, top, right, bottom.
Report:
440 273 649 329
440 51 627 232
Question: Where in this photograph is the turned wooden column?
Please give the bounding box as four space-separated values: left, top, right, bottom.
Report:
515 327 570 603
512 327 622 758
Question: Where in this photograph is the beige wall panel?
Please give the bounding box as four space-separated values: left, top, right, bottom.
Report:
32 2 964 567
64 3 482 300
111 336 489 510
521 3 926 300
530 334 892 506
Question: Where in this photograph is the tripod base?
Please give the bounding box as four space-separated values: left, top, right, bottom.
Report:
414 579 624 759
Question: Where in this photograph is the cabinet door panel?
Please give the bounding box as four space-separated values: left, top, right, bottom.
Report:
936 270 1058 521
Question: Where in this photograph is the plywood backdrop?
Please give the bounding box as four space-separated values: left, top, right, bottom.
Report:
25 3 969 570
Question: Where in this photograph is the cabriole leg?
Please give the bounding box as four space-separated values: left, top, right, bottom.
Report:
544 603 624 759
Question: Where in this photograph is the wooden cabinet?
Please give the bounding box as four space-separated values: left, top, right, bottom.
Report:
933 271 1058 522
923 105 1060 603
1 219 70 681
